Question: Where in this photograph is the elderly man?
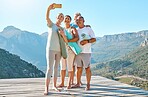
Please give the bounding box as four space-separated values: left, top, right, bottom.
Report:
73 16 96 90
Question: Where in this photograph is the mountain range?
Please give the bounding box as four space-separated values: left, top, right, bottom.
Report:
0 26 47 71
0 26 147 72
91 30 148 64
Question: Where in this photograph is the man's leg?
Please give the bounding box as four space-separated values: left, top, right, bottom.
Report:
72 54 83 88
71 66 75 85
82 53 91 90
85 66 91 90
71 67 82 88
80 68 83 86
76 67 83 86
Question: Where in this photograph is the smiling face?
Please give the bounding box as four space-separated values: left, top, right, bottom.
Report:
56 13 64 24
76 16 85 28
74 13 81 24
64 15 72 24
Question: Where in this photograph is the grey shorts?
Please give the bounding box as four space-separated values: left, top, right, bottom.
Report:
75 53 91 68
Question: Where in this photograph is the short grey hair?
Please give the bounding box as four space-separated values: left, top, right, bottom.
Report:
75 12 81 16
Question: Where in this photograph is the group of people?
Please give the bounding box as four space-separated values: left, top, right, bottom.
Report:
44 3 96 95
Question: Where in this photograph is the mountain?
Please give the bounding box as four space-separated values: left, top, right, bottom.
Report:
92 30 148 63
92 45 148 80
0 48 45 79
0 26 47 71
0 26 147 72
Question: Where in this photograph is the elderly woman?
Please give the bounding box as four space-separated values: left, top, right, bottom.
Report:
44 3 66 95
58 15 81 89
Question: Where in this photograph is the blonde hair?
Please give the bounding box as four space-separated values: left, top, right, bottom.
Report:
56 13 64 19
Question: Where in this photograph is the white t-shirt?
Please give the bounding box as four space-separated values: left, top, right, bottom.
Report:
77 27 95 53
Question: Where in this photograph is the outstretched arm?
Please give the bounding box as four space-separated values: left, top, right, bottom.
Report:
46 3 55 26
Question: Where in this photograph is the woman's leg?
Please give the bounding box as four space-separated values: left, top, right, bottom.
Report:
58 70 66 87
53 51 61 91
58 58 66 87
71 65 75 85
44 50 55 95
67 71 73 89
67 50 75 89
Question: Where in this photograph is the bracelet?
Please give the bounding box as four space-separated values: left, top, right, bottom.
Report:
87 40 90 43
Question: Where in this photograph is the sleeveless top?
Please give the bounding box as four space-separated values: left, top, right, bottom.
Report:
64 27 82 55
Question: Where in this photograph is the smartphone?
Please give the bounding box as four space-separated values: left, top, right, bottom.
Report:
53 4 62 8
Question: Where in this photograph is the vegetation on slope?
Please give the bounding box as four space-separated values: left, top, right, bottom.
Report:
0 48 45 79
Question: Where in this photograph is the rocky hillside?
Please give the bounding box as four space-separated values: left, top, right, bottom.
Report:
92 45 148 80
0 48 45 79
140 38 148 47
92 30 148 63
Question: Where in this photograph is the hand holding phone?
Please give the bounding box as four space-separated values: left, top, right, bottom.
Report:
53 4 62 8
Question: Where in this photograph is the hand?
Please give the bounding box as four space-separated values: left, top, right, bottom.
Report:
58 28 65 36
85 25 91 28
80 40 88 45
48 3 55 10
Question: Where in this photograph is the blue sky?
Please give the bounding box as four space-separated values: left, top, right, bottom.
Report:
0 0 148 37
